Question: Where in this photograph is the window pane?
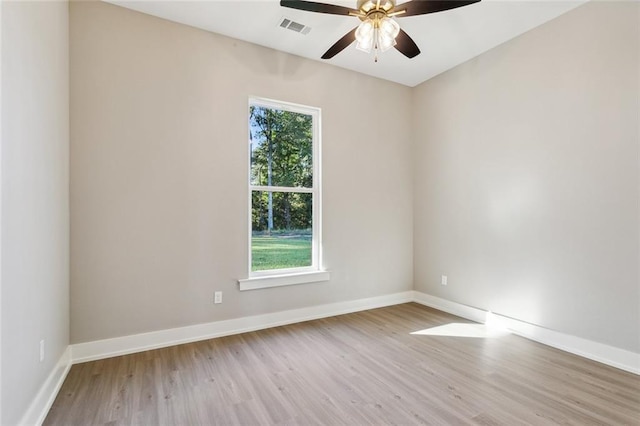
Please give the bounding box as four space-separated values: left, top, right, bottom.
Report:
251 191 312 271
249 106 313 188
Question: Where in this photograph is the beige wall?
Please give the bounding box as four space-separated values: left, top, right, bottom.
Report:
1 1 70 424
413 1 639 353
70 1 414 343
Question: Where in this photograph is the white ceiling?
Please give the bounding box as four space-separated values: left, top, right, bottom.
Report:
105 0 586 87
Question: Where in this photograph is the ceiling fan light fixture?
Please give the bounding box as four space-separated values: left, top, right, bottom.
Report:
378 16 400 51
355 19 374 52
355 16 399 55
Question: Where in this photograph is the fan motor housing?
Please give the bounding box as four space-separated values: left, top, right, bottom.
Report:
357 0 396 14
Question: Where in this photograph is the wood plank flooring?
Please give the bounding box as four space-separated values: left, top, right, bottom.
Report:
44 303 640 425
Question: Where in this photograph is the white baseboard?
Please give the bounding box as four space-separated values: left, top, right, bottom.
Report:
412 291 488 323
19 346 72 426
71 291 415 364
412 291 640 375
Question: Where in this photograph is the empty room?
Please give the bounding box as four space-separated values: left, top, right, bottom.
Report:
1 0 638 424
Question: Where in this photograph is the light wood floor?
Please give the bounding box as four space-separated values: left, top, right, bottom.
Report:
45 303 640 425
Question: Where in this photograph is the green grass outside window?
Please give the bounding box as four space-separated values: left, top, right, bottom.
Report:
251 232 312 271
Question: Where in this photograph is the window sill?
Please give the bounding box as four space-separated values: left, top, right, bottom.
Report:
238 270 330 291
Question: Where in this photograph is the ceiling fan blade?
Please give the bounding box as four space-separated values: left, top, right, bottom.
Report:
321 28 357 59
280 0 358 16
397 0 481 17
394 29 421 58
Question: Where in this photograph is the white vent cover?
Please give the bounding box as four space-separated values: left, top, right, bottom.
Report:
279 17 312 35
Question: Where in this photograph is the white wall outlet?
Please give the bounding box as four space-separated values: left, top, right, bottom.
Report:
441 275 448 286
214 291 222 304
39 339 45 362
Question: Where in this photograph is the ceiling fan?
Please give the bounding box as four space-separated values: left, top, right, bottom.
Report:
280 0 480 61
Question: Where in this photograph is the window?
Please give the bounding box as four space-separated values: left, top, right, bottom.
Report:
239 98 328 290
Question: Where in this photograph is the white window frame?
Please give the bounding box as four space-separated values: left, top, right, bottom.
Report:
239 97 329 291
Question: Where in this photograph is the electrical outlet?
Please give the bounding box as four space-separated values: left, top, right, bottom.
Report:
40 340 45 362
214 291 222 304
441 275 448 286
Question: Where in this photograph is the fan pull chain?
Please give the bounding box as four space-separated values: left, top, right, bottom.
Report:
374 27 379 62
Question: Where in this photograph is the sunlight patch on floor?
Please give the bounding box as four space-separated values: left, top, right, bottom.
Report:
411 323 510 338
411 313 511 338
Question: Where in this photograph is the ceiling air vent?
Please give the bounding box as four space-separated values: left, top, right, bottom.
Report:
279 17 312 35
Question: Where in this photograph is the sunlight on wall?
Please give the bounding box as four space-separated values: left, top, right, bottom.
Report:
490 283 544 326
